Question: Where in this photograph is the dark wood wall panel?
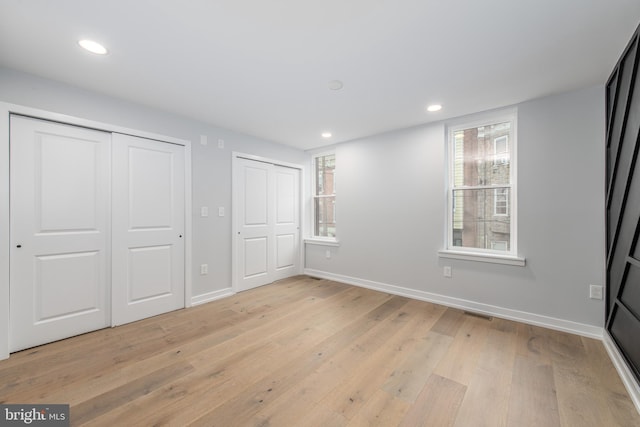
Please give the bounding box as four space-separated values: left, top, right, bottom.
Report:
607 157 640 314
606 71 618 136
610 305 640 379
607 39 637 190
606 22 640 385
621 263 640 318
608 59 640 255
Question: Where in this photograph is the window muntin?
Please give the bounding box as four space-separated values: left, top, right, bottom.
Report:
448 116 516 255
313 153 336 238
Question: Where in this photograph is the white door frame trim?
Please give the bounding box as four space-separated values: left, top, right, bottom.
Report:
0 102 193 360
231 151 305 293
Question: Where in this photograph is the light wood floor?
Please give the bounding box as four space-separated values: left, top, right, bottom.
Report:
1 276 638 426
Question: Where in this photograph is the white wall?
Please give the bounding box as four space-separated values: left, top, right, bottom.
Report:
306 85 606 334
0 67 308 301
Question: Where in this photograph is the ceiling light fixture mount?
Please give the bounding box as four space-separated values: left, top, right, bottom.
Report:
328 80 343 91
427 104 442 112
321 132 332 138
78 39 108 55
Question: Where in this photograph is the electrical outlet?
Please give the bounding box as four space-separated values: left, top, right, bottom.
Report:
218 207 225 217
200 264 208 275
325 249 331 259
200 135 208 146
590 284 603 300
218 139 224 149
443 266 452 278
201 206 209 217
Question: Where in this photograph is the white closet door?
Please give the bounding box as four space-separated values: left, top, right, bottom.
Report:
272 165 300 282
236 159 272 291
10 116 111 352
235 158 300 291
111 134 185 325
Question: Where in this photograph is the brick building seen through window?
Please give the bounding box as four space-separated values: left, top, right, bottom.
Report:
452 121 512 252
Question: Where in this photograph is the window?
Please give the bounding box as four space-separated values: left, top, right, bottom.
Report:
491 241 508 251
313 152 336 238
493 135 508 165
494 187 508 216
446 113 517 257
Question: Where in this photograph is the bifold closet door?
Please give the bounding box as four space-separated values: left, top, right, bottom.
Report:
272 165 301 282
10 115 111 352
111 133 185 326
235 158 300 292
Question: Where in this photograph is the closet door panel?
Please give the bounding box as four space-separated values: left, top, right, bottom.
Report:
234 159 301 291
111 133 185 326
9 115 110 352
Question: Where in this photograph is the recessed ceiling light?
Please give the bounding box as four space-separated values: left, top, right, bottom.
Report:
78 39 108 55
321 132 332 138
328 80 343 91
427 104 442 112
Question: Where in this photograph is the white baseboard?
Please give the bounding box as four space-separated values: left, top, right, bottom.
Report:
603 332 640 414
304 268 603 339
191 287 235 306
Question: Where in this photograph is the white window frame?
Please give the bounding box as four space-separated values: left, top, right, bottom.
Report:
307 151 338 244
439 110 525 266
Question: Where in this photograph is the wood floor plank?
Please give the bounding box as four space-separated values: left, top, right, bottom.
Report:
433 315 490 386
453 328 517 427
399 374 467 427
548 332 632 427
288 402 348 427
150 292 395 426
71 360 195 425
319 299 446 420
87 340 284 426
506 355 561 427
187 296 410 427
553 361 618 427
250 300 419 425
514 323 551 365
382 331 453 402
88 287 376 426
347 389 410 427
0 277 638 427
580 337 640 426
5 280 339 405
431 308 466 337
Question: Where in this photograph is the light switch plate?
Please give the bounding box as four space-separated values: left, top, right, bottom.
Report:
444 266 452 278
590 284 603 300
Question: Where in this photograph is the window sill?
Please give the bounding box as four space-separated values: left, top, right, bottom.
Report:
305 238 340 247
438 250 526 266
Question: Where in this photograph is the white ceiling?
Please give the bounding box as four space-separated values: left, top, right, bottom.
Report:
1 0 639 150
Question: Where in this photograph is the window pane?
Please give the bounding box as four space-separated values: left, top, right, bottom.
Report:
315 196 336 237
452 188 510 251
453 122 510 186
315 154 335 196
